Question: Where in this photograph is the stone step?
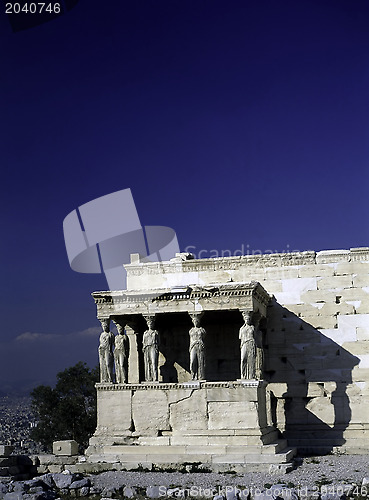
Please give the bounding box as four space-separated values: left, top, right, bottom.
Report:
119 439 288 454
104 441 288 454
92 445 296 465
68 459 295 474
134 434 280 446
287 437 346 446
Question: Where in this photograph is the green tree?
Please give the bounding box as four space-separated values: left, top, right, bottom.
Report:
30 362 99 452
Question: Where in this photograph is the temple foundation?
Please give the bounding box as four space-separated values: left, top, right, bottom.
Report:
87 380 294 472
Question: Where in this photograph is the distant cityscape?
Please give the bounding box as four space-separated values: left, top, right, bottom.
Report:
0 395 42 454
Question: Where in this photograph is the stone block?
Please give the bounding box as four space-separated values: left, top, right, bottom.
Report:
305 397 335 425
132 389 169 435
265 267 300 280
53 440 78 456
338 313 369 330
301 289 337 303
67 462 116 473
261 280 283 293
319 302 354 316
353 274 369 287
137 436 170 445
357 327 369 341
356 298 369 314
97 388 132 433
267 383 288 398
317 276 353 290
340 288 369 301
316 250 350 264
47 465 63 473
170 435 210 446
341 341 369 355
300 315 337 329
208 402 259 429
273 291 303 305
283 277 318 293
170 389 207 431
36 454 77 465
299 264 335 278
206 386 258 402
335 261 369 275
286 303 322 317
36 465 48 474
272 277 318 305
166 388 193 404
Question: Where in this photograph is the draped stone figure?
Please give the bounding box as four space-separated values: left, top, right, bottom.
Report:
98 318 114 383
239 311 256 380
113 322 129 384
143 316 159 382
189 314 206 380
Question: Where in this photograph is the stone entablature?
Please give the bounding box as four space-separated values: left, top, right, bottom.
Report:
92 282 270 318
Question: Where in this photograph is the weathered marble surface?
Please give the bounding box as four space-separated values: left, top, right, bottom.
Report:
90 247 369 455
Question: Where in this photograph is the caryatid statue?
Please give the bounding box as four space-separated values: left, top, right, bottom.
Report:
112 318 129 384
239 311 256 380
143 316 159 382
189 313 206 380
98 318 114 383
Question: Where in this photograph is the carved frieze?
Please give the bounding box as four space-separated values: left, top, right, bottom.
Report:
95 380 266 391
92 282 270 319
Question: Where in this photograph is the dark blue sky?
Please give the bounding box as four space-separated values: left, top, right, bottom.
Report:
1 0 368 391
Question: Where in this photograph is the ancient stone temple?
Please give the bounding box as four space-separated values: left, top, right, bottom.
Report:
86 248 369 471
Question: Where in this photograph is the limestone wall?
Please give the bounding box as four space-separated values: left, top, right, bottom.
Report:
125 247 369 453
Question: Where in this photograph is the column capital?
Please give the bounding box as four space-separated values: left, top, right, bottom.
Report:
111 316 128 333
143 314 156 328
99 317 110 328
189 311 204 325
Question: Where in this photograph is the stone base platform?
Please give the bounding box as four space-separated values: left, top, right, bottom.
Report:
86 443 296 473
86 380 296 473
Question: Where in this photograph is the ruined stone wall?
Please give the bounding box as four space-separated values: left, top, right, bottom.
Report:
125 247 369 453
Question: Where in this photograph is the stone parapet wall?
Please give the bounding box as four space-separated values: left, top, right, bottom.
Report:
125 248 369 290
92 381 272 441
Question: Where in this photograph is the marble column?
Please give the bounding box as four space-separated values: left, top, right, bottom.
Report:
125 321 141 384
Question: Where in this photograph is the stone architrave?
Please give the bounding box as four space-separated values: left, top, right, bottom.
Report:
189 313 206 380
98 318 114 383
112 317 129 384
143 315 159 382
239 310 256 380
